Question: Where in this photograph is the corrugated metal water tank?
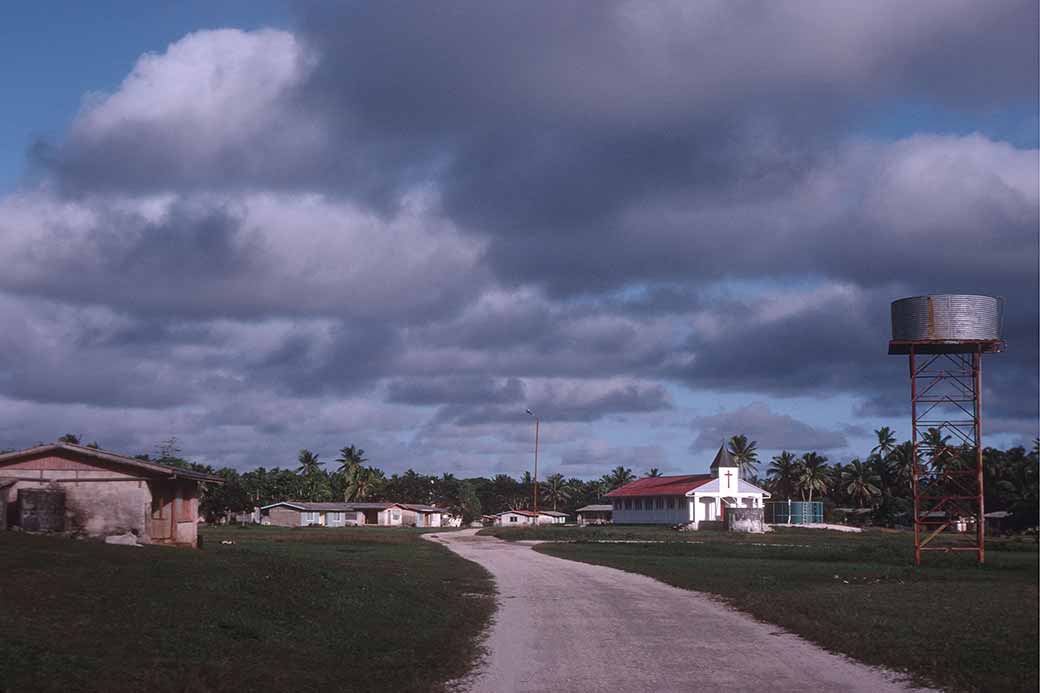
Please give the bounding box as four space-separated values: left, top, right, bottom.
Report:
891 295 1004 341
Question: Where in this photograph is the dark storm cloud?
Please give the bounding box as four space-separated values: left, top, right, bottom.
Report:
436 381 672 426
0 298 201 408
668 283 1039 431
387 376 526 406
249 321 402 397
0 2 1036 467
690 402 849 453
559 444 667 475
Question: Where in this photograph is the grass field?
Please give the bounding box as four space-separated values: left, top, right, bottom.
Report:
523 526 1038 692
0 526 493 692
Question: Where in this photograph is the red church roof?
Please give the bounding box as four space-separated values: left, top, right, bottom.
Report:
605 474 713 497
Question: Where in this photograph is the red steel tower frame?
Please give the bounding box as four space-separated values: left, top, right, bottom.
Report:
889 339 1003 564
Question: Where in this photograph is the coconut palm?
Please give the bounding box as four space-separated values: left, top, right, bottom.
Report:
727 434 760 477
921 428 953 471
337 445 370 501
871 427 897 462
645 468 663 477
797 452 831 503
889 441 915 496
345 466 379 502
336 445 368 475
296 449 323 475
766 451 799 499
603 466 636 491
842 458 881 508
542 473 571 511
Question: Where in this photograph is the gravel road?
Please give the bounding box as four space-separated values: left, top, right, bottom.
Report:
427 529 929 693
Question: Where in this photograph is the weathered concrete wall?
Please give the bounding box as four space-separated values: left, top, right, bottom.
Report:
19 488 66 531
0 453 204 546
726 507 766 533
267 506 301 527
66 478 150 539
1 460 152 539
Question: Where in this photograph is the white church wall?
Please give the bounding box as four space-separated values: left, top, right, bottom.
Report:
611 496 688 524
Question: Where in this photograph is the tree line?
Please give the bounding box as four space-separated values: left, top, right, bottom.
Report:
728 430 1039 530
51 431 1038 529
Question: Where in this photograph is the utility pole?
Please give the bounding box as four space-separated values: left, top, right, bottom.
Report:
526 409 539 513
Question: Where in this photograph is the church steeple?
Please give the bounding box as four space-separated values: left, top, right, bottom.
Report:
709 444 739 471
710 443 740 493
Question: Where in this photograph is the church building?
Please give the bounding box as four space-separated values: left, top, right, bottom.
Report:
605 446 770 527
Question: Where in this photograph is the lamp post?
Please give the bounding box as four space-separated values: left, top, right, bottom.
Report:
526 408 539 514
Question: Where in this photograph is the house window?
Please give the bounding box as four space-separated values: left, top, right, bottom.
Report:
151 494 166 519
656 497 664 510
391 509 401 522
302 512 320 525
624 499 632 510
666 497 675 509
509 515 518 523
328 512 343 525
635 498 643 510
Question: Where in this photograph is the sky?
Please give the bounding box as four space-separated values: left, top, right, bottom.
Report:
0 1 1037 478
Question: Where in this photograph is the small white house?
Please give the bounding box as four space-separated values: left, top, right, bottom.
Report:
539 510 568 524
494 509 568 526
495 510 540 526
260 501 446 528
606 446 770 527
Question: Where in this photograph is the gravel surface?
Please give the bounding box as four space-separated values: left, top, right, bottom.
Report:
427 529 931 693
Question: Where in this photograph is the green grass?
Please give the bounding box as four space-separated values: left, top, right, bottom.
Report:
535 527 1038 692
0 525 493 692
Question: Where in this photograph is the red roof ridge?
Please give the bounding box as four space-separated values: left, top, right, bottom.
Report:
605 473 714 497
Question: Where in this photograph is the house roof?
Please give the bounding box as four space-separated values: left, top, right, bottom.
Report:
260 501 444 513
395 503 442 513
498 509 541 517
0 443 224 483
709 445 739 470
576 504 613 512
690 478 771 497
539 510 568 517
0 477 17 489
605 474 713 497
262 502 358 512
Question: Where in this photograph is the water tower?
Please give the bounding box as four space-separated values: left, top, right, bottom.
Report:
888 295 1005 564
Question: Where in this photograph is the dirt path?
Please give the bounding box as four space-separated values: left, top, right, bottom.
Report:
427 530 929 693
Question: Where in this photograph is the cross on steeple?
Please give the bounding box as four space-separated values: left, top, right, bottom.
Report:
724 470 733 485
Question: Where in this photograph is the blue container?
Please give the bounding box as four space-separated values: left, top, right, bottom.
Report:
765 501 823 524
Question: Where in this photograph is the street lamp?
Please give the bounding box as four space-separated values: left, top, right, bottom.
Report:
526 408 539 514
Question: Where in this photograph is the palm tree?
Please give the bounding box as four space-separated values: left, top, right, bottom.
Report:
296 449 323 475
871 427 897 462
728 435 760 477
603 466 636 491
542 473 571 511
645 468 663 477
921 428 953 471
766 451 799 499
842 458 881 508
57 433 81 444
798 452 830 503
337 445 369 501
889 441 915 497
336 445 368 475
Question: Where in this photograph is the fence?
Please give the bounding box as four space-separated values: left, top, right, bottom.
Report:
764 500 824 525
